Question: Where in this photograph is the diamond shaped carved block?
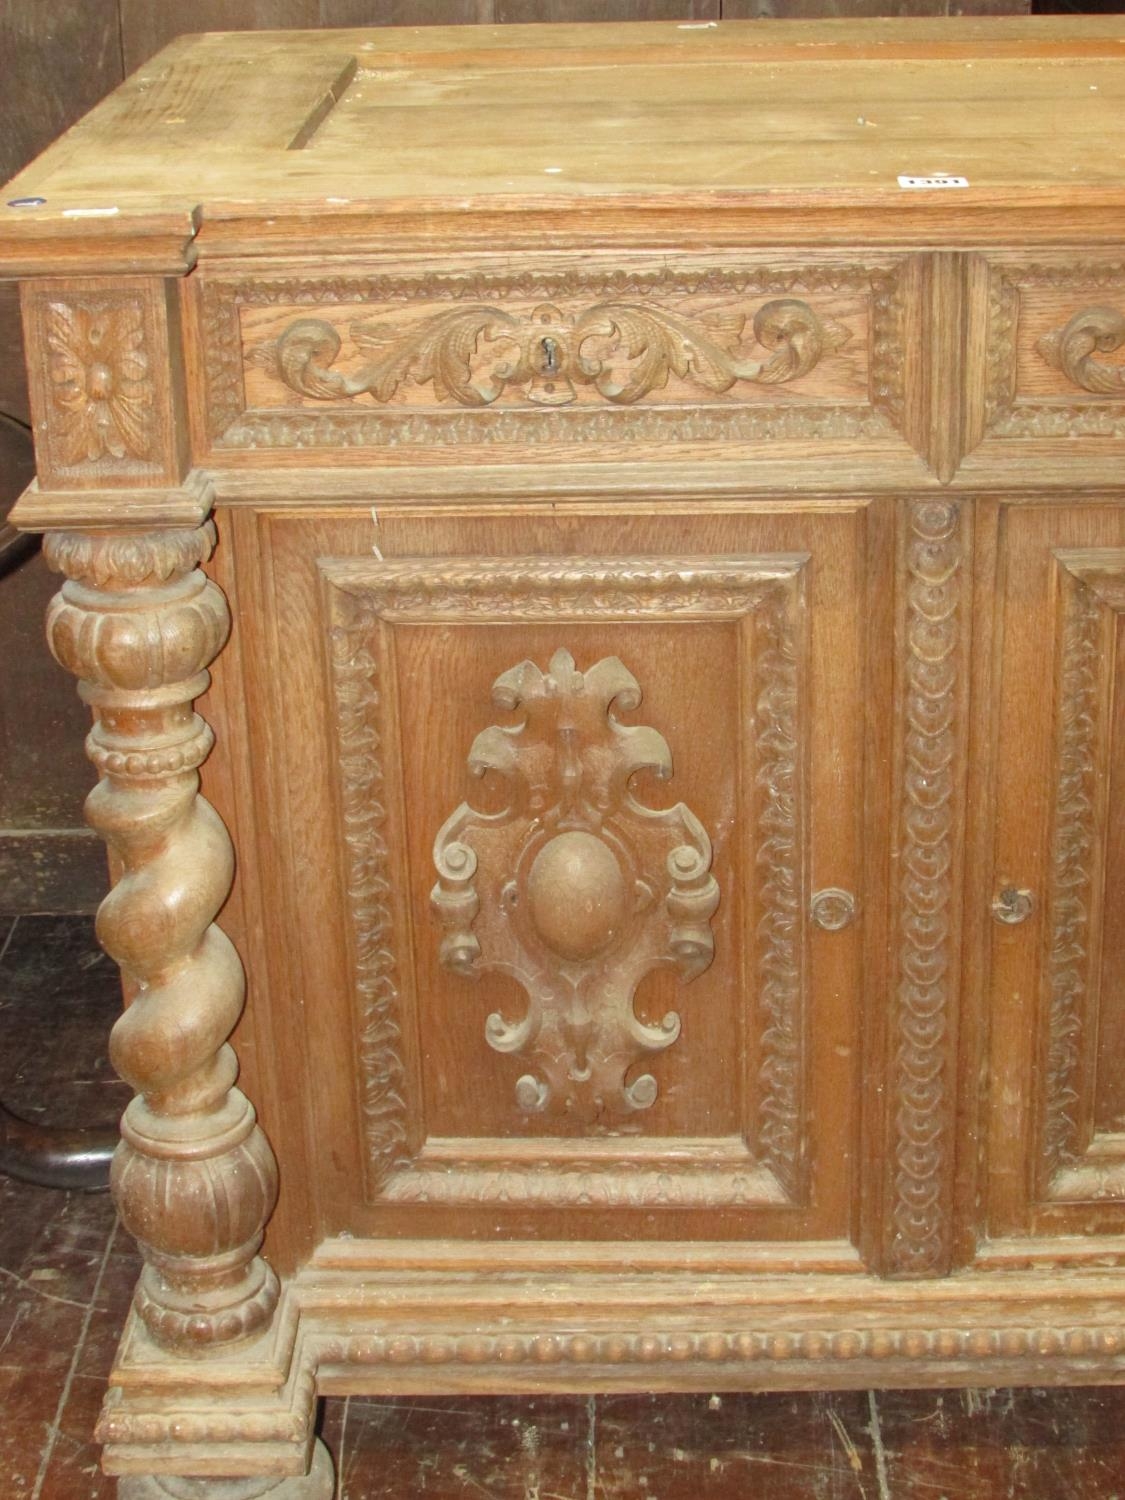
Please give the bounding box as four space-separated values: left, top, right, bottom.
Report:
431 648 720 1124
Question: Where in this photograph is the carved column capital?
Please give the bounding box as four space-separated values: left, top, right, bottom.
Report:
45 522 280 1352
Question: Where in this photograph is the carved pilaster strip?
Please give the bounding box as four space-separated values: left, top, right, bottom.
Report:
44 525 280 1351
1040 566 1111 1185
869 265 908 436
754 579 806 1199
885 499 969 1277
958 258 1018 460
982 271 1019 432
327 588 409 1195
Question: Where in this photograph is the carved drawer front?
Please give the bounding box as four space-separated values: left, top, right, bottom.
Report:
986 503 1125 1245
973 258 1125 452
190 256 917 463
250 505 870 1247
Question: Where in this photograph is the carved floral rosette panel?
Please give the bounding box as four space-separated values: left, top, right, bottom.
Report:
193 259 912 454
321 554 813 1212
431 648 720 1123
21 277 182 489
981 258 1125 441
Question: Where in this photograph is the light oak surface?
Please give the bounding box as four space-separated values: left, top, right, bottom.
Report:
4 19 1125 270
5 16 1125 1497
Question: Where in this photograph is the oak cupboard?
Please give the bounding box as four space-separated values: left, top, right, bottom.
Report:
4 17 1125 1495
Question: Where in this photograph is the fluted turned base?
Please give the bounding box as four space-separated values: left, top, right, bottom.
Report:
114 1095 281 1350
118 1439 334 1500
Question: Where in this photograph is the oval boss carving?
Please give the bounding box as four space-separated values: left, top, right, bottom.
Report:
431 649 720 1122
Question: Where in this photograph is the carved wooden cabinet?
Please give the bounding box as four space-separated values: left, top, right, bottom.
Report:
5 17 1125 1495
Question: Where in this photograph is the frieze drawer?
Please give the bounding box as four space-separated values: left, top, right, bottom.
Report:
972 256 1125 450
187 255 918 463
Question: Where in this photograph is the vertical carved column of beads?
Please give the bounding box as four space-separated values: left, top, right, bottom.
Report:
44 524 280 1352
883 498 970 1278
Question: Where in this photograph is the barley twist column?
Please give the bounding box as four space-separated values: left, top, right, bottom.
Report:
45 522 280 1352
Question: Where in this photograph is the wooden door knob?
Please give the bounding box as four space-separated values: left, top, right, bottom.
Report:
810 888 856 931
991 886 1034 925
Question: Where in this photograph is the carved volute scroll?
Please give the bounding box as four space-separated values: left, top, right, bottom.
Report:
1038 306 1125 395
431 648 719 1122
44 525 280 1352
255 297 851 409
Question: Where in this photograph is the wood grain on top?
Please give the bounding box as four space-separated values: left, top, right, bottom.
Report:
3 17 1125 271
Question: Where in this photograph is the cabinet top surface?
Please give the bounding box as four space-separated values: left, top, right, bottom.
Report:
5 17 1125 270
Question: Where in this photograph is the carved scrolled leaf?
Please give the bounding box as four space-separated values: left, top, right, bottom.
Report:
255 296 850 411
431 647 719 1123
352 305 526 406
1037 305 1125 395
431 836 481 976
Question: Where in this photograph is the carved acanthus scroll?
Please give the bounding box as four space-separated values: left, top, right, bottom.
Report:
254 297 850 409
432 648 719 1122
1038 306 1125 395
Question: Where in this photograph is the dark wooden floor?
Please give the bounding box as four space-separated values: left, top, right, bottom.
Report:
4 913 1125 1498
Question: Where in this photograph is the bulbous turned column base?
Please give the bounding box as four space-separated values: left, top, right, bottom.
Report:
118 1438 334 1500
135 1257 280 1351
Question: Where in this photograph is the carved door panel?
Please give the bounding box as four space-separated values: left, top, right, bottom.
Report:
234 502 875 1249
986 501 1125 1245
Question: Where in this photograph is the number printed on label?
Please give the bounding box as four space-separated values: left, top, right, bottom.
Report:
897 174 970 190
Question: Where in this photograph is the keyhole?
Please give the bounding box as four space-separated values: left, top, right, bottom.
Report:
540 337 558 375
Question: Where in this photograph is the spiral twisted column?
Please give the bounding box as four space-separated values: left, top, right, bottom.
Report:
44 523 280 1352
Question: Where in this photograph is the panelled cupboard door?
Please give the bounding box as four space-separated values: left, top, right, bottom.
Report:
232 501 876 1250
987 500 1125 1246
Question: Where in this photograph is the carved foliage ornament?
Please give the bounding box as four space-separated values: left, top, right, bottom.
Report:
44 297 154 465
1042 566 1105 1183
254 297 850 410
432 649 719 1121
1038 305 1125 396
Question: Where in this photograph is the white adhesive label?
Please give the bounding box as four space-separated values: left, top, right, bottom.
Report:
897 174 969 190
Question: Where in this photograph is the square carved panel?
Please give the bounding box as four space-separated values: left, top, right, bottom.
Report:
241 504 869 1246
322 554 810 1212
977 258 1125 445
988 509 1125 1238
